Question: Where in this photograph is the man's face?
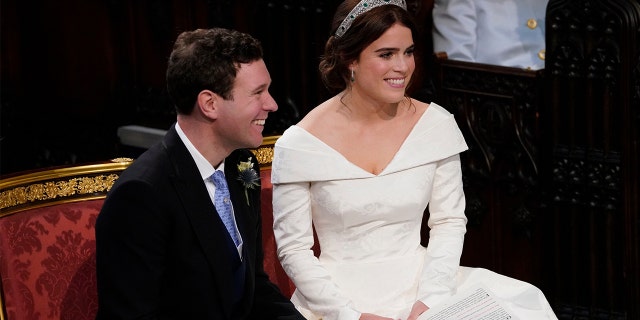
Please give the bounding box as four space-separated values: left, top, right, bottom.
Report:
216 59 278 149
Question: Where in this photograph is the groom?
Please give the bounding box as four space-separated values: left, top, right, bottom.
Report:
95 28 304 319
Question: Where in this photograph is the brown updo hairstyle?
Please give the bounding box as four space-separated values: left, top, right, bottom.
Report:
319 0 418 94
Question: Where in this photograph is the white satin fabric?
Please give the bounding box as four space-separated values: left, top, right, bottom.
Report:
272 103 556 319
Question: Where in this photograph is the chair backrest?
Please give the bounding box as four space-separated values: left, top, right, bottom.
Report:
0 159 133 320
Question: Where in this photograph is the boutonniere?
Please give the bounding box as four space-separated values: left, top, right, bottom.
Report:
237 157 260 206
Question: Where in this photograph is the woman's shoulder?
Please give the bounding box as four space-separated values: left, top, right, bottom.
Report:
405 98 453 124
409 98 430 114
420 101 454 118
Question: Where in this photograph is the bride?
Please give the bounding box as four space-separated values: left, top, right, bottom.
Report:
271 0 557 319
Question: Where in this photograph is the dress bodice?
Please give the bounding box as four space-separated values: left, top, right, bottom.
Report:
272 103 469 319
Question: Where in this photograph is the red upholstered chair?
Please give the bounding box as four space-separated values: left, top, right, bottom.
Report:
0 159 133 320
0 136 294 320
250 135 297 297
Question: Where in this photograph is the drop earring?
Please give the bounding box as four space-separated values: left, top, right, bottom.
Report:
350 69 355 83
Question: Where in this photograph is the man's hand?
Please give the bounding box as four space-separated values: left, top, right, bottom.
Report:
406 301 429 320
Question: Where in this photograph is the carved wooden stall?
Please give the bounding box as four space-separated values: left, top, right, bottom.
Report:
431 55 547 291
432 0 640 318
542 0 639 318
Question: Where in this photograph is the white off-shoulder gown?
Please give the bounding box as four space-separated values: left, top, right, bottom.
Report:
272 103 557 320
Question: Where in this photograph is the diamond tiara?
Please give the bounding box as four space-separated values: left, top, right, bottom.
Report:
334 0 408 38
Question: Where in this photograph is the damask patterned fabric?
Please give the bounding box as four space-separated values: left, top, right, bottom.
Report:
0 200 101 320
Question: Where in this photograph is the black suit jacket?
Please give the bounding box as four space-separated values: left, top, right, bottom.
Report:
96 125 303 319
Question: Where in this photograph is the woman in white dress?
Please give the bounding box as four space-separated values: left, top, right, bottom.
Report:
271 0 557 319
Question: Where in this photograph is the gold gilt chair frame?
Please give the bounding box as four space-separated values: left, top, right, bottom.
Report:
251 135 279 169
0 135 279 217
0 158 134 320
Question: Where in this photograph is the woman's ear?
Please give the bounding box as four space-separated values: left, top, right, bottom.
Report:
197 90 218 119
348 61 358 83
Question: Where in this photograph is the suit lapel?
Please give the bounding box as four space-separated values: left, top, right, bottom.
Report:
224 150 254 250
224 149 259 308
162 126 235 314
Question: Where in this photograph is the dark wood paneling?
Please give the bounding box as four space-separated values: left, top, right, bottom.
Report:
429 1 639 318
432 56 546 286
543 0 639 318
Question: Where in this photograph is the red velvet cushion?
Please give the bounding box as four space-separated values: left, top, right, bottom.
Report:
260 169 296 297
0 200 101 320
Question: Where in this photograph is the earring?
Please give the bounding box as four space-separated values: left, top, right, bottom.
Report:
350 69 355 83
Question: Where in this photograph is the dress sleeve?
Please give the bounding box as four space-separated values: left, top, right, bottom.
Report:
432 0 478 62
417 154 467 308
272 157 361 320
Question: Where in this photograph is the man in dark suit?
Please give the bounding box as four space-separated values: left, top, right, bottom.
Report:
95 28 304 319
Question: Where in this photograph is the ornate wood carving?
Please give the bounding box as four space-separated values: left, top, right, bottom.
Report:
0 159 133 217
432 57 545 287
435 60 543 232
544 0 640 318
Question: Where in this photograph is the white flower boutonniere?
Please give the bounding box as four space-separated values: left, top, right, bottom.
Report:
237 157 260 206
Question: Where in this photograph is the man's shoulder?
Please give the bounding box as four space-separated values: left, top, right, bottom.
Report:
117 146 174 185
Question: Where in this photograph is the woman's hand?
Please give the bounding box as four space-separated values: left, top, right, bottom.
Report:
359 313 395 320
406 301 429 320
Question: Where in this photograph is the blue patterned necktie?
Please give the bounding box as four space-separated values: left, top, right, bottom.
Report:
211 170 241 247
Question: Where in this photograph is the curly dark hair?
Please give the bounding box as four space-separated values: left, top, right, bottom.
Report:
166 28 263 115
319 1 418 94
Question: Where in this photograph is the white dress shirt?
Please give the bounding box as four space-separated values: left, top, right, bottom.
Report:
175 123 243 257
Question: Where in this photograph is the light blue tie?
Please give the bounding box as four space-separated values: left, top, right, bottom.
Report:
211 170 241 247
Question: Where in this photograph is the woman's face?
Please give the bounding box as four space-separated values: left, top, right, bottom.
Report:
351 23 415 105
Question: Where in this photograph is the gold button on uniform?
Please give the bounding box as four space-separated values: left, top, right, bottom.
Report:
527 18 538 29
538 49 546 60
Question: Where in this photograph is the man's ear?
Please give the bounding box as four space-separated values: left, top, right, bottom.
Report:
197 90 219 119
